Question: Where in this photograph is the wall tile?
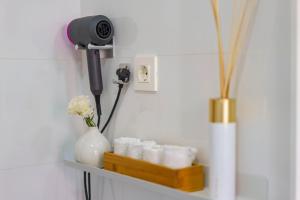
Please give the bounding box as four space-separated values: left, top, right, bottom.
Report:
0 163 84 200
0 0 81 60
0 59 83 169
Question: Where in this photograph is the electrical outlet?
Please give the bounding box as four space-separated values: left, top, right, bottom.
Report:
134 55 158 92
137 65 150 83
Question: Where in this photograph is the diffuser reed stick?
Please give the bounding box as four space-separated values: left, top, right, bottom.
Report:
211 0 257 98
224 0 249 97
224 0 257 97
211 0 225 97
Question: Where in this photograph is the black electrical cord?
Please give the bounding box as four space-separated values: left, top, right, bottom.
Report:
83 66 130 200
83 95 101 200
88 172 91 200
101 66 130 133
94 94 101 128
83 172 89 200
101 84 123 133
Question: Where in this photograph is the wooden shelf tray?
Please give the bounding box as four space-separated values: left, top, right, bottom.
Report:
103 152 205 192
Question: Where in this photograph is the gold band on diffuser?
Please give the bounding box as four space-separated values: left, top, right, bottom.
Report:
209 98 236 123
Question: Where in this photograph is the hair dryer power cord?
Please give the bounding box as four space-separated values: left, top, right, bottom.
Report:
83 95 100 200
101 84 123 133
83 86 122 200
84 172 90 200
94 95 101 128
101 66 130 133
83 66 130 200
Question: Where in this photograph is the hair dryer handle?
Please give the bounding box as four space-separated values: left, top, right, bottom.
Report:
86 49 103 96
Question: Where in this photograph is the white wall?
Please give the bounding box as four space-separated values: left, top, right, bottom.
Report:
0 0 291 199
75 0 292 200
0 0 85 199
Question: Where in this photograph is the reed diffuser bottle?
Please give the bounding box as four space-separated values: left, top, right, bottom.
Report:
209 0 257 200
209 98 236 200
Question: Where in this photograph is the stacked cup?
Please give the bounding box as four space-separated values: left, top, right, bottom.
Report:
113 137 141 156
162 145 197 169
113 137 198 169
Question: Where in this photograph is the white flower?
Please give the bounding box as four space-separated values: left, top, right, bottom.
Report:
68 96 93 118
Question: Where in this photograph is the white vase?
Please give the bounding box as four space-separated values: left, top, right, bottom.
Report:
75 127 111 168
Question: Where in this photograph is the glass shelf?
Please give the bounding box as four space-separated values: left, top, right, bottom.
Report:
64 160 268 200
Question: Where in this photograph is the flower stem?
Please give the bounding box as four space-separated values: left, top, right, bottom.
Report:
84 117 96 127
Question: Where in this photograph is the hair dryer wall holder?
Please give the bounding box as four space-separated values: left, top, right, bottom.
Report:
74 39 115 59
113 79 128 85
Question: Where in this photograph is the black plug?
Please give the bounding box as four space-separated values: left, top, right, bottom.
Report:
116 65 130 84
101 65 130 133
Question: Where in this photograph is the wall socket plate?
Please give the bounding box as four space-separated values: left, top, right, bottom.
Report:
134 55 158 92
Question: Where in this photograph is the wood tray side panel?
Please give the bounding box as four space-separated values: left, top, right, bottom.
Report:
103 153 205 192
104 153 177 177
178 174 205 192
114 165 178 187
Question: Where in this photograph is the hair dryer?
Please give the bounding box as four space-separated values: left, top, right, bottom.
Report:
67 15 114 128
67 15 114 96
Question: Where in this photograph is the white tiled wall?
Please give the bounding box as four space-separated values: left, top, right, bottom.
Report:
0 0 291 199
76 0 291 200
0 0 84 199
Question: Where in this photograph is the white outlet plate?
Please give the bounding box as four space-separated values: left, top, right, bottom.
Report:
134 55 158 92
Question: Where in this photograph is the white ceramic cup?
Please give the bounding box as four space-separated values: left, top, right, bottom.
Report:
162 145 198 169
127 142 144 159
113 137 140 156
142 145 163 164
142 140 157 148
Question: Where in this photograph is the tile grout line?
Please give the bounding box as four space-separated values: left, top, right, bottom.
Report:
0 51 265 62
0 161 65 171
